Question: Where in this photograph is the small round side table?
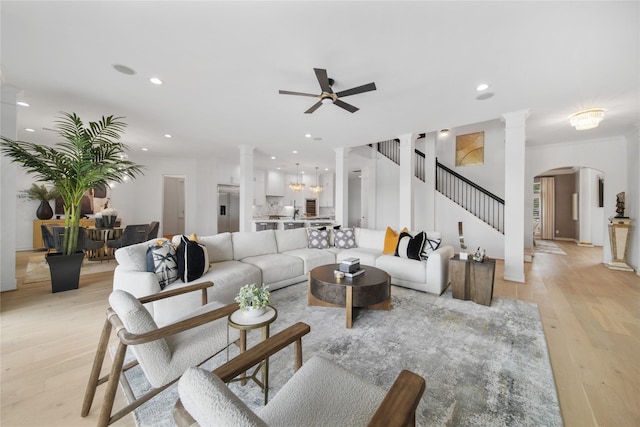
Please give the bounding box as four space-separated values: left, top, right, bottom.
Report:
227 305 277 404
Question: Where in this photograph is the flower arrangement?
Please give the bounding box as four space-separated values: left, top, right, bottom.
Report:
19 183 59 201
235 283 270 312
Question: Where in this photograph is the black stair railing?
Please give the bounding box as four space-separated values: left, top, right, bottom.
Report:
435 158 505 233
373 139 425 182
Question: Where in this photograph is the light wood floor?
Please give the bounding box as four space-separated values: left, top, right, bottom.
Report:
1 243 639 426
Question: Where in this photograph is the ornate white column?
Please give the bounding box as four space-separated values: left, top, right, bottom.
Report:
362 143 378 229
398 133 417 230
238 145 254 232
501 110 529 283
1 84 19 291
334 147 350 227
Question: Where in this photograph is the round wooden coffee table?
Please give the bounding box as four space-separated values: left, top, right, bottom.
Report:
308 264 391 328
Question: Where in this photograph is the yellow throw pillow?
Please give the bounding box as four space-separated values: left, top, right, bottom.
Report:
383 226 407 254
189 233 199 242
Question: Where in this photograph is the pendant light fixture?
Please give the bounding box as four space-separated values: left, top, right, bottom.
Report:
309 166 323 194
289 163 305 192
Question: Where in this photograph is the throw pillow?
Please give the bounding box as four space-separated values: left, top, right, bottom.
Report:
396 231 427 261
334 228 357 249
176 235 209 283
307 228 330 249
383 226 408 254
421 236 442 259
146 240 179 290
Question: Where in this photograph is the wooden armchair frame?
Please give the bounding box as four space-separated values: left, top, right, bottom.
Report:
173 322 426 427
81 281 239 427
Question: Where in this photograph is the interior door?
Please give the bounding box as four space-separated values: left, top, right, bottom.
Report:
163 176 186 239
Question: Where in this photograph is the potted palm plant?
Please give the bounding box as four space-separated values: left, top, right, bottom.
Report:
19 183 59 219
1 112 144 292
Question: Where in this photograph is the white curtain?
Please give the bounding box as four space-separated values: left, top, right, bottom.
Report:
540 177 555 240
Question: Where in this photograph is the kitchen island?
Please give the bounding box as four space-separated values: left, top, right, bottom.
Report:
251 218 336 231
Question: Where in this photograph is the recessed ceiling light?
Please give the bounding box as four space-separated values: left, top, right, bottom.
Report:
17 101 30 107
324 168 329 171
271 156 276 160
476 83 489 91
439 129 450 136
142 147 149 151
25 128 35 132
277 167 281 170
164 134 172 138
150 77 163 85
113 64 136 75
292 150 298 154
305 134 312 138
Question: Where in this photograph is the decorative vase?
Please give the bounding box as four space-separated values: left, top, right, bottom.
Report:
243 306 266 318
36 200 54 220
95 217 104 228
103 215 117 229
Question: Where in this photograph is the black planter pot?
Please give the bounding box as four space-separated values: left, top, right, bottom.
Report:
36 200 54 220
46 251 84 293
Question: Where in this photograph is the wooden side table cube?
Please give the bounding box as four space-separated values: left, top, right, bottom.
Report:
450 255 496 306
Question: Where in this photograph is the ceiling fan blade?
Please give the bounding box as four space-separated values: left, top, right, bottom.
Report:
304 100 323 114
279 90 319 98
333 99 359 113
335 82 377 98
314 68 333 94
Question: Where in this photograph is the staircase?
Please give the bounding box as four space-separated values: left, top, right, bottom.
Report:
373 140 504 233
435 159 504 233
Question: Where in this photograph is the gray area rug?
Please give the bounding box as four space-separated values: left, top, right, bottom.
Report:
533 240 567 256
124 283 562 426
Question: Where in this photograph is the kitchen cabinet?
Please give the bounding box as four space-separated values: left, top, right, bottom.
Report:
266 170 285 197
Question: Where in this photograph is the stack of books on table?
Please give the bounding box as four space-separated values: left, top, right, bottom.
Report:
337 258 364 278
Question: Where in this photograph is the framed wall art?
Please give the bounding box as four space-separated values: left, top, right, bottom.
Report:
455 131 484 166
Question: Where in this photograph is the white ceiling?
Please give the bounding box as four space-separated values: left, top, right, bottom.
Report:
2 1 638 175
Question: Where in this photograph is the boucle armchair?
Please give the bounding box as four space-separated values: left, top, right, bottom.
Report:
81 282 239 427
174 322 426 427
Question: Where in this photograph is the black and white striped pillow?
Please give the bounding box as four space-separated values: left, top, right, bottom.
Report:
176 235 209 283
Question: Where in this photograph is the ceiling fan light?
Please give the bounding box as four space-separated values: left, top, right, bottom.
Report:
321 97 333 104
569 109 605 130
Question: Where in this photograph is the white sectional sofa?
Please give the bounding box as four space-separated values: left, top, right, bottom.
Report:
113 227 453 324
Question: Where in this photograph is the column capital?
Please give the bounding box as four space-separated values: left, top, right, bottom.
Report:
501 109 530 127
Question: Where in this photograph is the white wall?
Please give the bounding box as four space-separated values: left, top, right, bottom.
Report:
436 192 505 259
626 130 639 273
436 119 505 198
526 136 629 265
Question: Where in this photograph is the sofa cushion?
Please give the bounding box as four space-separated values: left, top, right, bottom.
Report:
383 226 408 254
146 240 179 289
336 248 381 267
176 235 209 283
421 235 442 259
241 254 303 284
355 228 386 251
233 231 278 260
375 254 427 283
307 228 330 249
396 231 426 261
115 238 167 271
198 233 234 263
274 228 308 252
282 248 335 272
334 228 357 249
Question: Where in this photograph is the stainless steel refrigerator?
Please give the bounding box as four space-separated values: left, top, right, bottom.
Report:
217 185 240 233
